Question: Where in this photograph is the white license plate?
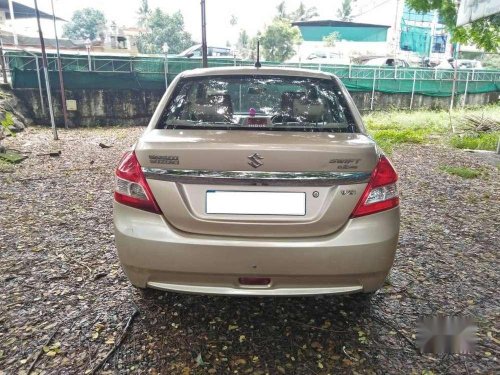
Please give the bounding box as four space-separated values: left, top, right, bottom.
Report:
206 191 306 216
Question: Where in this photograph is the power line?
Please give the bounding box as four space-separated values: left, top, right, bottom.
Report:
351 0 393 19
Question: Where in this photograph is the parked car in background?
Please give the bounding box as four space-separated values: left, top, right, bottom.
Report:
304 50 351 65
435 58 483 70
113 67 400 297
363 57 409 68
177 44 233 58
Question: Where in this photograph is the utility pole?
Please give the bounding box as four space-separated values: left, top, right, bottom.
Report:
428 10 438 58
0 39 7 83
51 0 69 129
392 0 401 55
8 0 18 46
34 0 58 140
201 0 208 68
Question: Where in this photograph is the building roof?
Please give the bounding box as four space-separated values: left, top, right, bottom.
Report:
292 20 390 29
0 30 78 49
0 0 65 21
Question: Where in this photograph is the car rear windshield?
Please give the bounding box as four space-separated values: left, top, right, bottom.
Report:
157 75 359 132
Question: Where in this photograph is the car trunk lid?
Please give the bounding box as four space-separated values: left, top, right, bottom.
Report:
135 129 379 238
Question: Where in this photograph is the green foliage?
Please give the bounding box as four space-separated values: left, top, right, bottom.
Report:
260 20 302 62
364 109 450 153
440 166 482 179
337 0 355 22
1 112 13 131
369 127 430 154
136 9 193 54
238 30 249 49
405 0 500 53
323 32 340 47
450 133 499 151
291 1 319 21
62 8 107 41
137 0 151 28
481 54 500 69
364 106 500 153
275 1 319 22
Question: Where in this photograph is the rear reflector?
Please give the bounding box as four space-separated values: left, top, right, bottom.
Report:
114 151 162 214
351 155 399 218
238 277 271 286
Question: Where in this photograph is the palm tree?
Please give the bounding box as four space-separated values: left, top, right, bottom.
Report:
293 1 319 21
276 1 287 19
337 0 355 22
137 0 151 28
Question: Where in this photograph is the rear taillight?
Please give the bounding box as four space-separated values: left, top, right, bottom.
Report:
351 155 399 218
114 151 162 214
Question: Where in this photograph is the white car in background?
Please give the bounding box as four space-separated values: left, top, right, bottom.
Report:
435 59 484 70
178 45 234 59
305 51 351 65
363 57 410 68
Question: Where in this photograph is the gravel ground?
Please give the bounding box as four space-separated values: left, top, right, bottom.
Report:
0 127 499 374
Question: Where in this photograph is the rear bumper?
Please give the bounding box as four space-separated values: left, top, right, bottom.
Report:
113 202 400 296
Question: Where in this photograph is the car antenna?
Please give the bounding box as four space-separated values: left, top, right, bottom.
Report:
255 39 262 68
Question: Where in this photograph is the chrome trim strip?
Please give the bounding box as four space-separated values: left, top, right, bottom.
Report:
142 168 371 186
147 281 363 296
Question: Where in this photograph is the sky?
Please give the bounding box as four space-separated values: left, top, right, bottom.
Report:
12 0 398 44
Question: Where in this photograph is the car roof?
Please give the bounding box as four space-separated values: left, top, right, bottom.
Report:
179 66 336 80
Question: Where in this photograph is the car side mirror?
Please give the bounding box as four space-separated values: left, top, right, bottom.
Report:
185 52 194 58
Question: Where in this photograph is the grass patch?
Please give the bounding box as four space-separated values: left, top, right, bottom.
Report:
363 105 500 154
440 166 482 179
0 150 27 164
450 133 499 151
369 128 430 154
0 158 14 173
363 109 450 153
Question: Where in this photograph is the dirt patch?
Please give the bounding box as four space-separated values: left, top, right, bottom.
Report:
0 127 498 374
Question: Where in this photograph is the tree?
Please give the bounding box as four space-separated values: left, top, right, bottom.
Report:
276 1 319 22
137 0 151 28
406 0 500 52
237 29 250 50
62 8 106 41
337 0 355 22
260 19 302 62
236 29 252 59
292 1 319 22
276 1 287 19
136 9 193 54
230 14 238 27
323 31 340 47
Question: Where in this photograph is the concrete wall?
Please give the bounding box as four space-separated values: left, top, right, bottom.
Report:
13 88 499 127
14 89 165 127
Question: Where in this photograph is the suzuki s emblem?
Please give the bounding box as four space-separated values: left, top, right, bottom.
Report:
248 153 264 168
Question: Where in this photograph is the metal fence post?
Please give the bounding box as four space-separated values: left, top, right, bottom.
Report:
164 55 168 90
25 52 45 115
370 68 377 111
348 64 352 79
409 69 417 110
462 71 470 108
